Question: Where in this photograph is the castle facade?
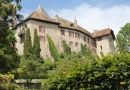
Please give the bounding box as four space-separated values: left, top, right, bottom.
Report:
14 5 115 60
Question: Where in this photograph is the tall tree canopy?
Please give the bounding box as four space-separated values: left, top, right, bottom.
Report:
0 0 22 73
24 28 32 59
116 23 130 53
33 28 41 60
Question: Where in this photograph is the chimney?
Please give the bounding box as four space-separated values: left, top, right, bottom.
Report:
74 18 77 28
55 15 59 22
93 29 98 37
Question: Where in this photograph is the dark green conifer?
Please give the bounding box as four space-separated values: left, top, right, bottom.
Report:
33 28 41 60
24 28 32 59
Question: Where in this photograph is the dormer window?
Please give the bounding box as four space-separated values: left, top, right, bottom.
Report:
70 23 73 27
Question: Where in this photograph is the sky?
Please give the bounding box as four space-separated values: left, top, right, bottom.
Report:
19 0 130 35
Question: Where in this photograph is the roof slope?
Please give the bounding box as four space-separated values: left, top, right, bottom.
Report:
57 17 92 37
24 6 58 24
36 5 50 17
91 28 115 40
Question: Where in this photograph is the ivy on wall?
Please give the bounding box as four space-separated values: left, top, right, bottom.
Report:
62 40 71 56
47 35 60 62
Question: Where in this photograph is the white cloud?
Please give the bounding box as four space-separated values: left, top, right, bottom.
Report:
48 3 130 36
20 3 130 36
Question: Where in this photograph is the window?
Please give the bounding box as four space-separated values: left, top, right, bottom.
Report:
69 31 74 37
39 36 45 41
91 41 93 45
39 26 45 32
88 38 90 44
69 41 73 46
100 45 102 50
20 36 25 43
94 42 97 47
98 37 102 41
75 33 80 39
75 42 78 47
84 36 86 42
60 30 65 36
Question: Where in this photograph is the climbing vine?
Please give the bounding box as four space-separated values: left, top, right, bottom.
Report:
62 40 71 56
47 35 60 61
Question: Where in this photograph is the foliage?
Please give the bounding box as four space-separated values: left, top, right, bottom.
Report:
16 57 48 79
0 0 22 25
0 21 20 73
81 43 87 55
42 51 130 90
47 35 61 62
0 0 22 73
116 23 130 53
32 28 41 60
24 28 32 59
0 73 22 90
44 60 56 70
81 43 92 59
62 40 71 56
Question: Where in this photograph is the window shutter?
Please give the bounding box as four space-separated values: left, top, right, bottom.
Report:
44 26 45 33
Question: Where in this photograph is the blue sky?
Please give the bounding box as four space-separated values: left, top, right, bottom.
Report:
19 0 130 35
20 0 130 10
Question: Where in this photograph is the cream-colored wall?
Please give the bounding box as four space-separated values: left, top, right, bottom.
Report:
59 28 96 53
96 35 115 56
15 26 24 55
26 20 60 61
15 19 115 60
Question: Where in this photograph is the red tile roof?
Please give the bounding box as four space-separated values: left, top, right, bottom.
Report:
57 17 92 37
91 28 115 40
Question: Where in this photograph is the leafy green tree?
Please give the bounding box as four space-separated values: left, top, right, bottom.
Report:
47 35 61 62
33 28 41 60
16 59 48 89
116 23 130 53
24 28 32 59
62 40 71 56
42 52 130 90
0 0 22 73
0 73 22 90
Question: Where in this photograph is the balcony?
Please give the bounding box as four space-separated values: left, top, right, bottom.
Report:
18 30 25 37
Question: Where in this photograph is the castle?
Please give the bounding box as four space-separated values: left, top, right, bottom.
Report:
14 5 115 60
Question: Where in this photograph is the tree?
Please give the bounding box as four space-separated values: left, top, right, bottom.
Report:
24 28 32 59
0 0 22 73
0 74 22 90
33 28 41 60
116 23 130 53
42 52 130 90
